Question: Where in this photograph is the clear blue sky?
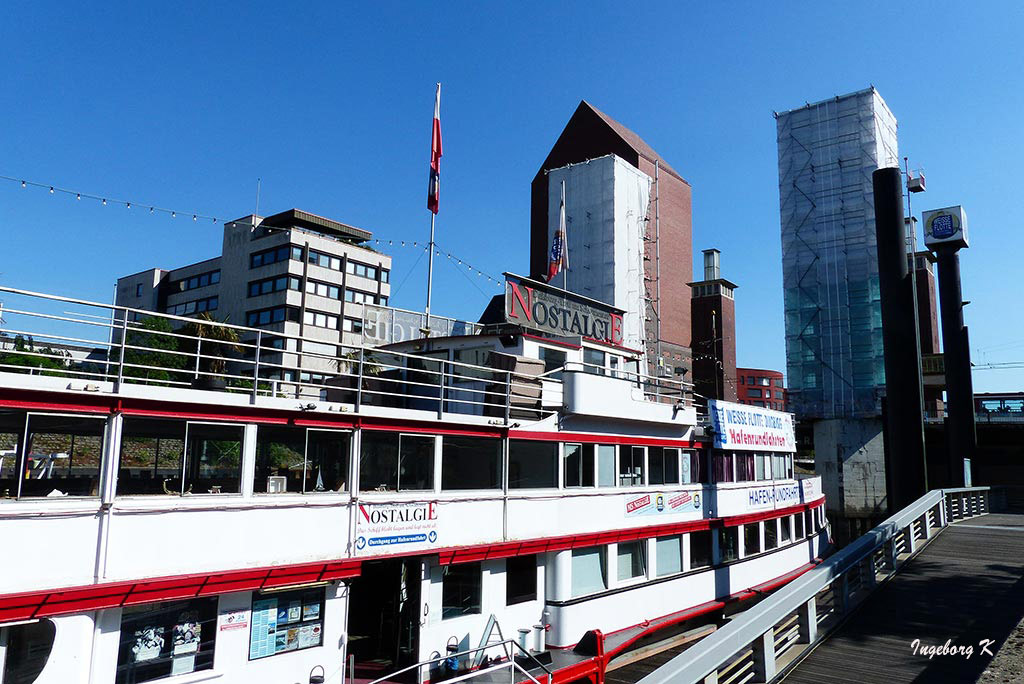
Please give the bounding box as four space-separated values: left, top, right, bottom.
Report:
2 2 1022 391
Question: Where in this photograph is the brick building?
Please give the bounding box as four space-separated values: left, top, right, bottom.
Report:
736 368 788 411
689 249 737 402
530 101 693 376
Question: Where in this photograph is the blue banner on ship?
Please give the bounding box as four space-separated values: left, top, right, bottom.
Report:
708 400 796 453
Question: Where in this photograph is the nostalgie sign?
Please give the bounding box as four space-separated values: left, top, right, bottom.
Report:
504 273 625 346
354 501 439 555
708 400 796 453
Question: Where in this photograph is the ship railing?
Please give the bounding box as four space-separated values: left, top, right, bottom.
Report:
365 638 553 684
564 360 695 407
0 285 693 423
637 486 992 684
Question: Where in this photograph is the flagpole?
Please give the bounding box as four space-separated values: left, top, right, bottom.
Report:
426 212 436 330
561 179 568 291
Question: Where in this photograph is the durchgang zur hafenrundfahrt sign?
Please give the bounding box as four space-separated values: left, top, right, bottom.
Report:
503 274 625 346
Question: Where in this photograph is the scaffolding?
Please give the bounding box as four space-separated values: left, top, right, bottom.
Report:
776 88 899 420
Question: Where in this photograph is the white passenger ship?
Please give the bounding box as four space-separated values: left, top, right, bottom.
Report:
0 279 825 684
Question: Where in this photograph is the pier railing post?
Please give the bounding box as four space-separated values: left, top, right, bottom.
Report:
797 597 817 644
752 629 776 682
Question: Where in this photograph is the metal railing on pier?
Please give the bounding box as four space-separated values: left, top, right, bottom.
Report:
365 638 553 684
638 486 992 684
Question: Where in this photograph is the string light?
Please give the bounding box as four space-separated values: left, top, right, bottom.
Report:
1 174 220 223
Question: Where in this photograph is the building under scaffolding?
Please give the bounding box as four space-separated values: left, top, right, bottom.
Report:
776 88 899 533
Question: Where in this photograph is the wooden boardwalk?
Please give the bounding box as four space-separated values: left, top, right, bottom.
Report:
782 513 1024 684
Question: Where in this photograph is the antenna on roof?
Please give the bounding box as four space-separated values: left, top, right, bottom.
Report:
255 178 262 220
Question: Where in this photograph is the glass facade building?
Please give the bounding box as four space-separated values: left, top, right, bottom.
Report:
776 88 898 419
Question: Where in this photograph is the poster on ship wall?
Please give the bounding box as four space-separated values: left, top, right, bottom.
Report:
355 501 439 555
625 490 703 517
708 400 795 453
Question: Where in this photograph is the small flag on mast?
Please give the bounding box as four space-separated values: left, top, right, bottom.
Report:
547 180 569 282
427 83 442 214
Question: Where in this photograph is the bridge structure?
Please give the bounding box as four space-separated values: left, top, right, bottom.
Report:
637 486 1024 684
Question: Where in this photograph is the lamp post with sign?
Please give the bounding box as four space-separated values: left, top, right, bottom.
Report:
923 206 975 487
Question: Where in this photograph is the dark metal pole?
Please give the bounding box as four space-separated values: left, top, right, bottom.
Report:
873 168 928 510
934 248 975 486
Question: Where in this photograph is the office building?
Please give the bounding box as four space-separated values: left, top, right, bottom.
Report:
736 368 788 412
116 208 392 381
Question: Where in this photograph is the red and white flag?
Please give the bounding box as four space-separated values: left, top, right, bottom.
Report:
547 180 569 282
427 83 442 214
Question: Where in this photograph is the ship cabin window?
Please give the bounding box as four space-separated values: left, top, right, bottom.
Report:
713 453 734 483
0 409 26 498
442 562 482 619
735 453 755 481
597 445 616 486
718 527 739 563
744 523 761 556
506 554 538 605
648 447 679 486
681 450 702 484
360 433 435 492
764 519 779 550
794 513 805 539
115 597 218 683
1 619 55 684
690 530 713 569
255 426 351 494
538 346 566 381
508 440 558 489
617 541 646 582
805 509 816 535
563 443 593 487
780 516 792 544
249 588 325 659
618 446 645 487
118 417 186 495
583 348 605 375
184 423 244 495
13 413 106 498
755 453 770 481
571 547 607 597
655 535 683 577
773 454 793 480
441 436 501 490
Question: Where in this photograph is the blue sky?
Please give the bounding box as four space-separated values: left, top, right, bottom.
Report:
2 2 1023 391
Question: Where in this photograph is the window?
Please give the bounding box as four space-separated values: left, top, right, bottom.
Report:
755 453 767 481
735 453 754 481
248 275 299 298
305 430 350 493
805 509 815 535
118 417 186 495
303 310 339 329
342 318 364 334
618 446 645 487
360 433 434 491
184 423 244 494
254 427 350 494
596 445 616 487
774 379 783 387
116 598 217 683
655 536 683 577
380 269 390 284
2 619 55 684
690 530 712 569
18 414 105 498
759 377 770 386
0 410 24 500
794 513 805 539
305 280 342 300
442 563 482 619
563 443 593 487
346 260 378 281
307 250 343 271
171 270 221 292
765 519 778 550
781 516 792 544
538 346 566 381
718 527 738 563
714 452 734 483
136 284 143 297
744 523 761 556
571 547 606 597
617 541 646 582
506 555 537 605
508 440 558 489
248 588 324 659
738 375 744 385
648 447 679 486
344 289 375 304
250 245 292 268
441 436 500 490
680 451 702 484
246 306 293 327
165 296 218 316
746 376 756 385
583 348 605 375
774 390 784 399
747 388 762 398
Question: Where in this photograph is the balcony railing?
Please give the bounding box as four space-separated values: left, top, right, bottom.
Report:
0 286 693 423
